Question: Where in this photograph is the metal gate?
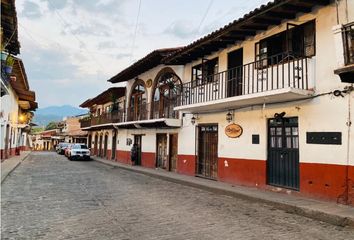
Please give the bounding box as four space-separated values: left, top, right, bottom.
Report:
197 125 218 179
267 117 299 190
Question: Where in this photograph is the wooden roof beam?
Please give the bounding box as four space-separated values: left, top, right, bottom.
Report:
240 24 269 31
298 0 330 6
252 17 282 25
229 30 256 36
222 34 246 41
282 4 312 13
265 11 296 19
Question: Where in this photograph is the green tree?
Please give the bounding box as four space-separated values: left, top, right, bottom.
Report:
30 127 44 134
45 121 58 130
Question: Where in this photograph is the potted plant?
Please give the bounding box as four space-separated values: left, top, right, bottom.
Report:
1 51 8 61
1 42 8 61
4 54 15 74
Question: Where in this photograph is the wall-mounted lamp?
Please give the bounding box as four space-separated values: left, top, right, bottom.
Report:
274 111 286 121
191 114 198 125
226 110 233 123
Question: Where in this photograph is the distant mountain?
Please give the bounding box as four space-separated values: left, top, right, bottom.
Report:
33 105 88 127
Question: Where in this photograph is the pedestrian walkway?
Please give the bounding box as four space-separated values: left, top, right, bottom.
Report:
92 156 354 228
1 151 31 183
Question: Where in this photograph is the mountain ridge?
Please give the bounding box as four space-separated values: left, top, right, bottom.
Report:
33 105 88 126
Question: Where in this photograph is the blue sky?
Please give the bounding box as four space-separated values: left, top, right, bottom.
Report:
17 0 270 108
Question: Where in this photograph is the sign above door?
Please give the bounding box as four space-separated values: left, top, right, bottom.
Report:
225 123 243 138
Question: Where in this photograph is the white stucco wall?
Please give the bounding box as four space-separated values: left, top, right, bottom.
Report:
176 3 354 167
0 83 20 150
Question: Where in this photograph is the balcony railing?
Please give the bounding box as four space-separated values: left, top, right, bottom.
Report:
80 100 181 128
343 22 354 65
178 53 310 106
127 102 149 121
151 100 178 119
80 110 125 128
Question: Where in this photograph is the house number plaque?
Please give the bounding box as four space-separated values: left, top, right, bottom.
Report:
225 123 243 138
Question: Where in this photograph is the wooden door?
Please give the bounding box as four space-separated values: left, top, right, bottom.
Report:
227 48 243 97
156 134 168 169
197 125 218 179
104 134 108 158
99 135 103 157
112 131 117 160
169 134 178 172
4 125 9 158
267 117 299 190
94 135 98 156
134 135 142 165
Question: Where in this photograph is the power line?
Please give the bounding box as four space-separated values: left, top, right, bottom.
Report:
196 0 214 34
129 0 142 63
46 0 105 69
19 23 122 57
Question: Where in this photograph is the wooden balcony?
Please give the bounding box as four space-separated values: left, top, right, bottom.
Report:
176 53 314 113
334 22 354 83
80 111 125 129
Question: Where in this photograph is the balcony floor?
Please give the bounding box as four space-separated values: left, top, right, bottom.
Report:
174 87 314 113
114 118 182 129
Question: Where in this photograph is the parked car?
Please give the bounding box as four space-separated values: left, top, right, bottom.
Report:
56 142 70 155
68 144 90 161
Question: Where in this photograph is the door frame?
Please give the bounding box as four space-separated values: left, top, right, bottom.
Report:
104 133 108 158
227 48 243 97
134 135 142 166
168 133 178 172
99 134 103 157
266 117 300 190
112 130 117 160
156 133 168 169
195 123 219 179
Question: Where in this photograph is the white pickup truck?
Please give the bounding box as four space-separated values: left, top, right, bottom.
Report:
68 144 91 161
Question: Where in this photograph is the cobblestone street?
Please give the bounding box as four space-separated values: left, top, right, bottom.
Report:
1 152 354 240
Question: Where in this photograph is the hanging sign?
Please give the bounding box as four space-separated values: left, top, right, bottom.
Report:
225 123 243 138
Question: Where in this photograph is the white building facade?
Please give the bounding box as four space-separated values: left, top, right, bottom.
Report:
82 0 354 204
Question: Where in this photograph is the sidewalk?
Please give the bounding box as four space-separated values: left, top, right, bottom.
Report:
92 156 354 228
1 151 31 183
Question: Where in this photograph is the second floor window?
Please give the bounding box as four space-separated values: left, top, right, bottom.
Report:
255 20 315 67
191 57 218 86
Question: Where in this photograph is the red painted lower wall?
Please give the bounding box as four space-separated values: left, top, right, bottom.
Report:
141 152 155 168
218 157 266 188
177 155 196 176
1 148 18 161
116 150 131 165
300 163 354 204
106 150 112 160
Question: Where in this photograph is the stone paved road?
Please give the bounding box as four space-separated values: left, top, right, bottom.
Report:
1 152 354 240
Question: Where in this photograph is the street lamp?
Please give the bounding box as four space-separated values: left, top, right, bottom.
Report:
191 114 198 125
226 110 233 123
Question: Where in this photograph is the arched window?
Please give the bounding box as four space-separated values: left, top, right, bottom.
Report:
152 71 181 119
128 81 147 121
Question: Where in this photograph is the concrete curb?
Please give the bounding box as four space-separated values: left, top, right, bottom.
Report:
1 152 31 184
93 157 354 228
